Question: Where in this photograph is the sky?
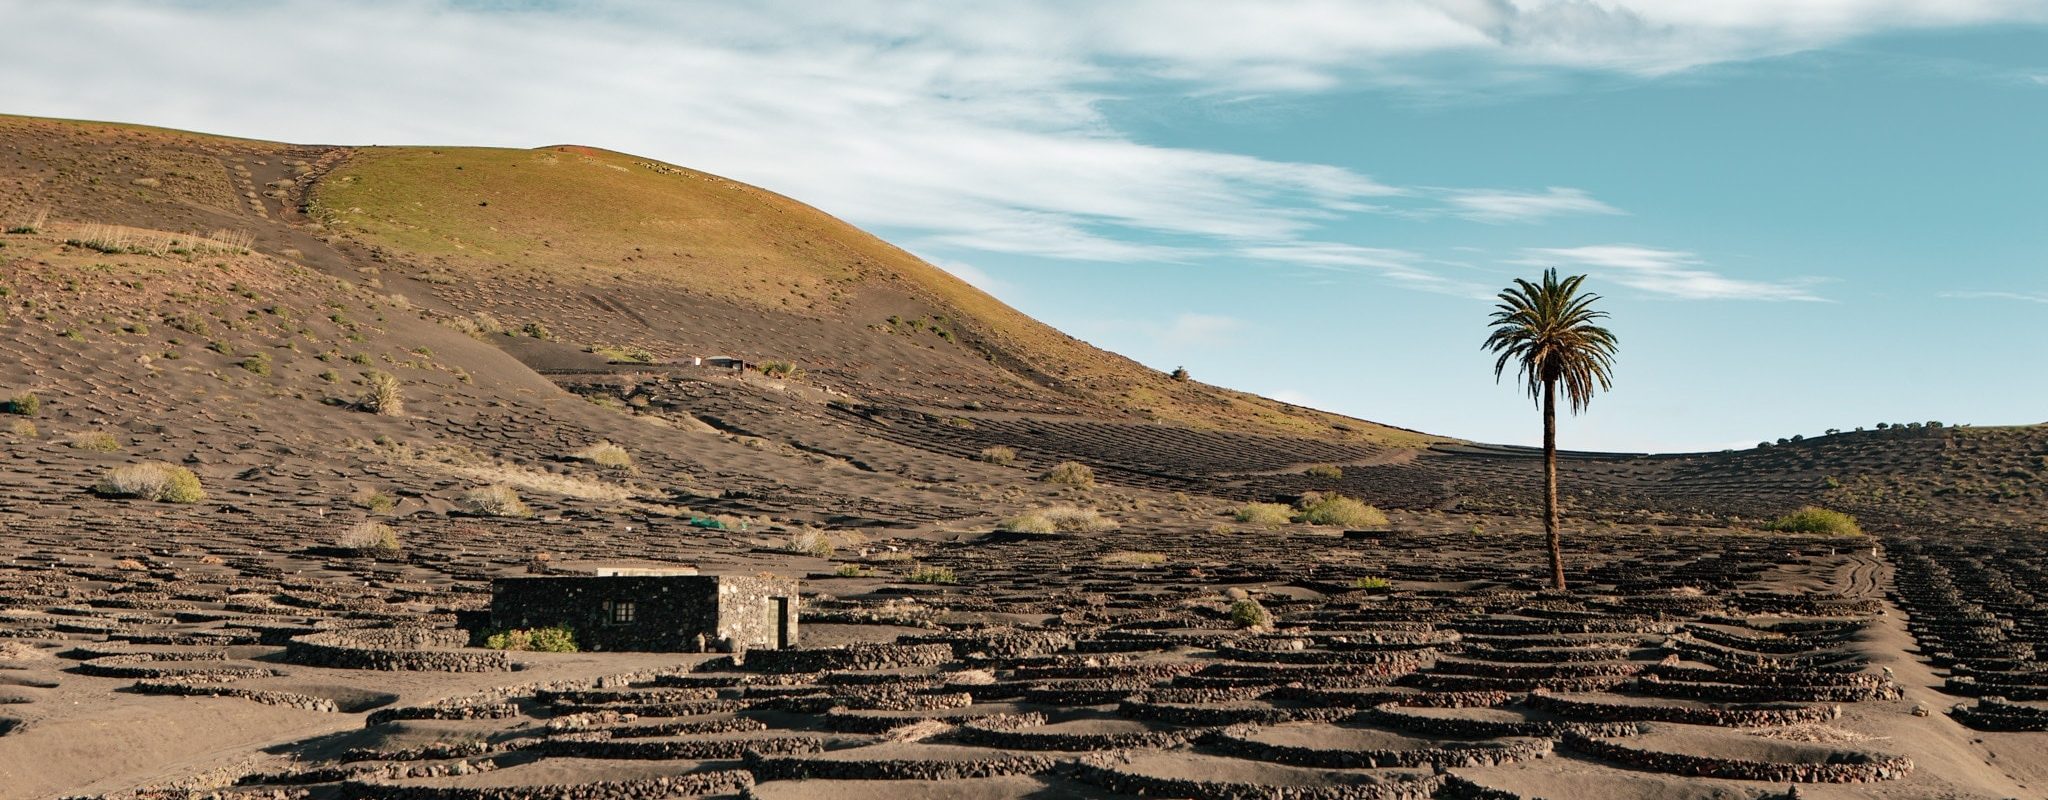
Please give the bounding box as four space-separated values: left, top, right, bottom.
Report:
3 0 2046 452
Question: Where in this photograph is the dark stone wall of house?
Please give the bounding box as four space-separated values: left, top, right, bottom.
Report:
489 575 797 652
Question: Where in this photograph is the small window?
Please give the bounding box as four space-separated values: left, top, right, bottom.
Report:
612 600 636 624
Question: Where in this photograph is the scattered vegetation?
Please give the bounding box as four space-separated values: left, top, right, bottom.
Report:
977 445 1017 466
590 343 655 363
833 564 874 578
906 564 958 584
1304 464 1344 479
1351 577 1392 590
461 485 532 518
3 391 40 416
1100 551 1166 566
1294 494 1389 528
336 520 401 556
787 529 838 559
759 360 803 379
1040 461 1096 488
94 463 206 504
1228 598 1272 629
999 505 1117 534
353 488 398 513
1763 506 1864 536
66 431 122 452
357 371 403 416
520 321 554 340
568 441 634 470
7 419 36 438
484 626 577 653
1235 502 1295 530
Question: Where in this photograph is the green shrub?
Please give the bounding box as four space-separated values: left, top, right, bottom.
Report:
833 563 873 578
354 489 397 513
977 445 1017 466
1295 494 1388 528
1228 598 1271 629
239 354 272 375
907 564 957 584
520 321 554 340
1040 461 1095 488
4 391 40 416
1304 464 1343 479
67 431 122 452
95 462 206 504
760 360 803 379
1351 577 1392 590
1763 506 1863 536
485 626 577 652
1235 502 1294 529
462 485 531 517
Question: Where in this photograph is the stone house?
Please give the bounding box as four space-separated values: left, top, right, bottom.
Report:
489 572 799 652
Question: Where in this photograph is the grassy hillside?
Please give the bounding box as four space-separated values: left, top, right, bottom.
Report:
308 144 1438 445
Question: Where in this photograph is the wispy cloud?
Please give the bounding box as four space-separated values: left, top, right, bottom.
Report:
1238 242 1490 297
1941 290 2048 304
1 0 2030 294
1443 187 1624 223
1519 245 1828 302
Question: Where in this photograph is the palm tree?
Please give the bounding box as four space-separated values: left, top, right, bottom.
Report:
1483 268 1618 592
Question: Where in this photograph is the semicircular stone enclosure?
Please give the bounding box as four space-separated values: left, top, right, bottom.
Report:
1 507 2041 799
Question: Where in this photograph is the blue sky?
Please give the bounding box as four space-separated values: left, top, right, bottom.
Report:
4 1 2046 451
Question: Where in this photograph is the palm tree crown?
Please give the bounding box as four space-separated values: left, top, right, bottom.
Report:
1484 269 1617 412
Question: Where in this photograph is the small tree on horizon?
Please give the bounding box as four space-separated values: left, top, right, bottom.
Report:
1483 268 1617 592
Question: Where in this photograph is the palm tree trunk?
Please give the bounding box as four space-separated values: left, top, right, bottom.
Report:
1543 379 1566 592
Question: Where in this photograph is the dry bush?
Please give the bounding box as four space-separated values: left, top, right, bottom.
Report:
462 485 532 518
1042 505 1117 532
569 441 634 470
1304 464 1344 479
760 360 803 379
1040 461 1095 488
4 391 39 416
357 371 403 416
7 419 36 438
4 207 48 234
1235 502 1294 530
977 445 1017 466
906 564 957 584
1294 494 1388 528
787 529 837 559
1100 551 1166 566
66 431 122 452
996 513 1056 534
95 462 205 504
336 520 401 555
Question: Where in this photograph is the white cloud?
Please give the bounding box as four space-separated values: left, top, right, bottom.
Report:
1239 242 1491 297
2030 74 2048 86
1519 245 1828 301
1444 187 1624 223
1940 290 2048 304
0 0 2031 290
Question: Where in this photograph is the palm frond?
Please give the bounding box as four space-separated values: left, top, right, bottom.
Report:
1482 268 1618 413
